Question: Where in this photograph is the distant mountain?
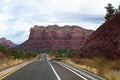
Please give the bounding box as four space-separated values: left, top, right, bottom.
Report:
18 25 93 52
78 13 120 60
0 38 15 49
14 44 19 47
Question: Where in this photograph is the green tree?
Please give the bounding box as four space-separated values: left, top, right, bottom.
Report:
0 46 11 58
105 3 115 20
67 50 76 58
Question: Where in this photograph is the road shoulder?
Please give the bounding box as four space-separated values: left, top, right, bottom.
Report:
0 60 34 80
53 61 106 80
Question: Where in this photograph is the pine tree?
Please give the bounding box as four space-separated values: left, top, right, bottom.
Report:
105 3 115 20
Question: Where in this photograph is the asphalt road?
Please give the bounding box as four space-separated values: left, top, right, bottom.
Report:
3 53 105 80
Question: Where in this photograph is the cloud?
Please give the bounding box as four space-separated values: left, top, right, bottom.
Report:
0 0 120 44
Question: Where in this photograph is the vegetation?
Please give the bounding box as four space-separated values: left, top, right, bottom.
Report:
49 48 120 80
49 49 77 58
0 46 37 71
105 3 115 20
0 46 36 60
0 59 25 71
105 3 120 20
63 57 120 80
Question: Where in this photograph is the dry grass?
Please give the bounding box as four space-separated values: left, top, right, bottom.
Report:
0 58 35 71
0 59 24 71
63 57 120 80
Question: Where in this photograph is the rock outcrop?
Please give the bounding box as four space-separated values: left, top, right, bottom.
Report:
19 25 93 52
78 13 120 60
0 38 15 49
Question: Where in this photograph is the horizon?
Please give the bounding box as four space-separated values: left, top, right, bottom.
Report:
0 0 120 44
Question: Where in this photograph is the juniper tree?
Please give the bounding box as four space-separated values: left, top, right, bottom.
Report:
105 3 115 20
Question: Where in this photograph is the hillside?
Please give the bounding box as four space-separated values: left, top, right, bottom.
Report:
78 13 120 60
0 38 15 49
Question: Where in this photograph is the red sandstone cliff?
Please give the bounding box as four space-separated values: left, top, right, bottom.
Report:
0 38 15 49
78 13 120 60
19 25 93 52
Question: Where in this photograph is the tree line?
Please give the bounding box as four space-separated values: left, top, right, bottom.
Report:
49 49 77 58
0 46 36 59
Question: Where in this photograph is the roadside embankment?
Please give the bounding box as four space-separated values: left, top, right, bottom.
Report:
62 58 120 80
0 59 35 78
0 58 35 72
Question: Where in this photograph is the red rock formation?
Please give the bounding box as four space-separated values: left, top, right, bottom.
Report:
19 25 93 52
78 13 120 60
0 38 15 49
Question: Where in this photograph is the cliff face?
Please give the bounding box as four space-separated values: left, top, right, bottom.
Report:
20 25 92 52
78 13 120 60
0 38 15 49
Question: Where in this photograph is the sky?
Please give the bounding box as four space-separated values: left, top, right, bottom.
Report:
0 0 120 44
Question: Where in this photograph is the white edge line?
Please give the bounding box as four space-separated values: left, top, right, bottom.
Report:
58 63 87 80
48 61 61 80
60 62 96 80
61 62 105 80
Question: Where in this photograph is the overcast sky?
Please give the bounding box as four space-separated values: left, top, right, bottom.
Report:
0 0 120 44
